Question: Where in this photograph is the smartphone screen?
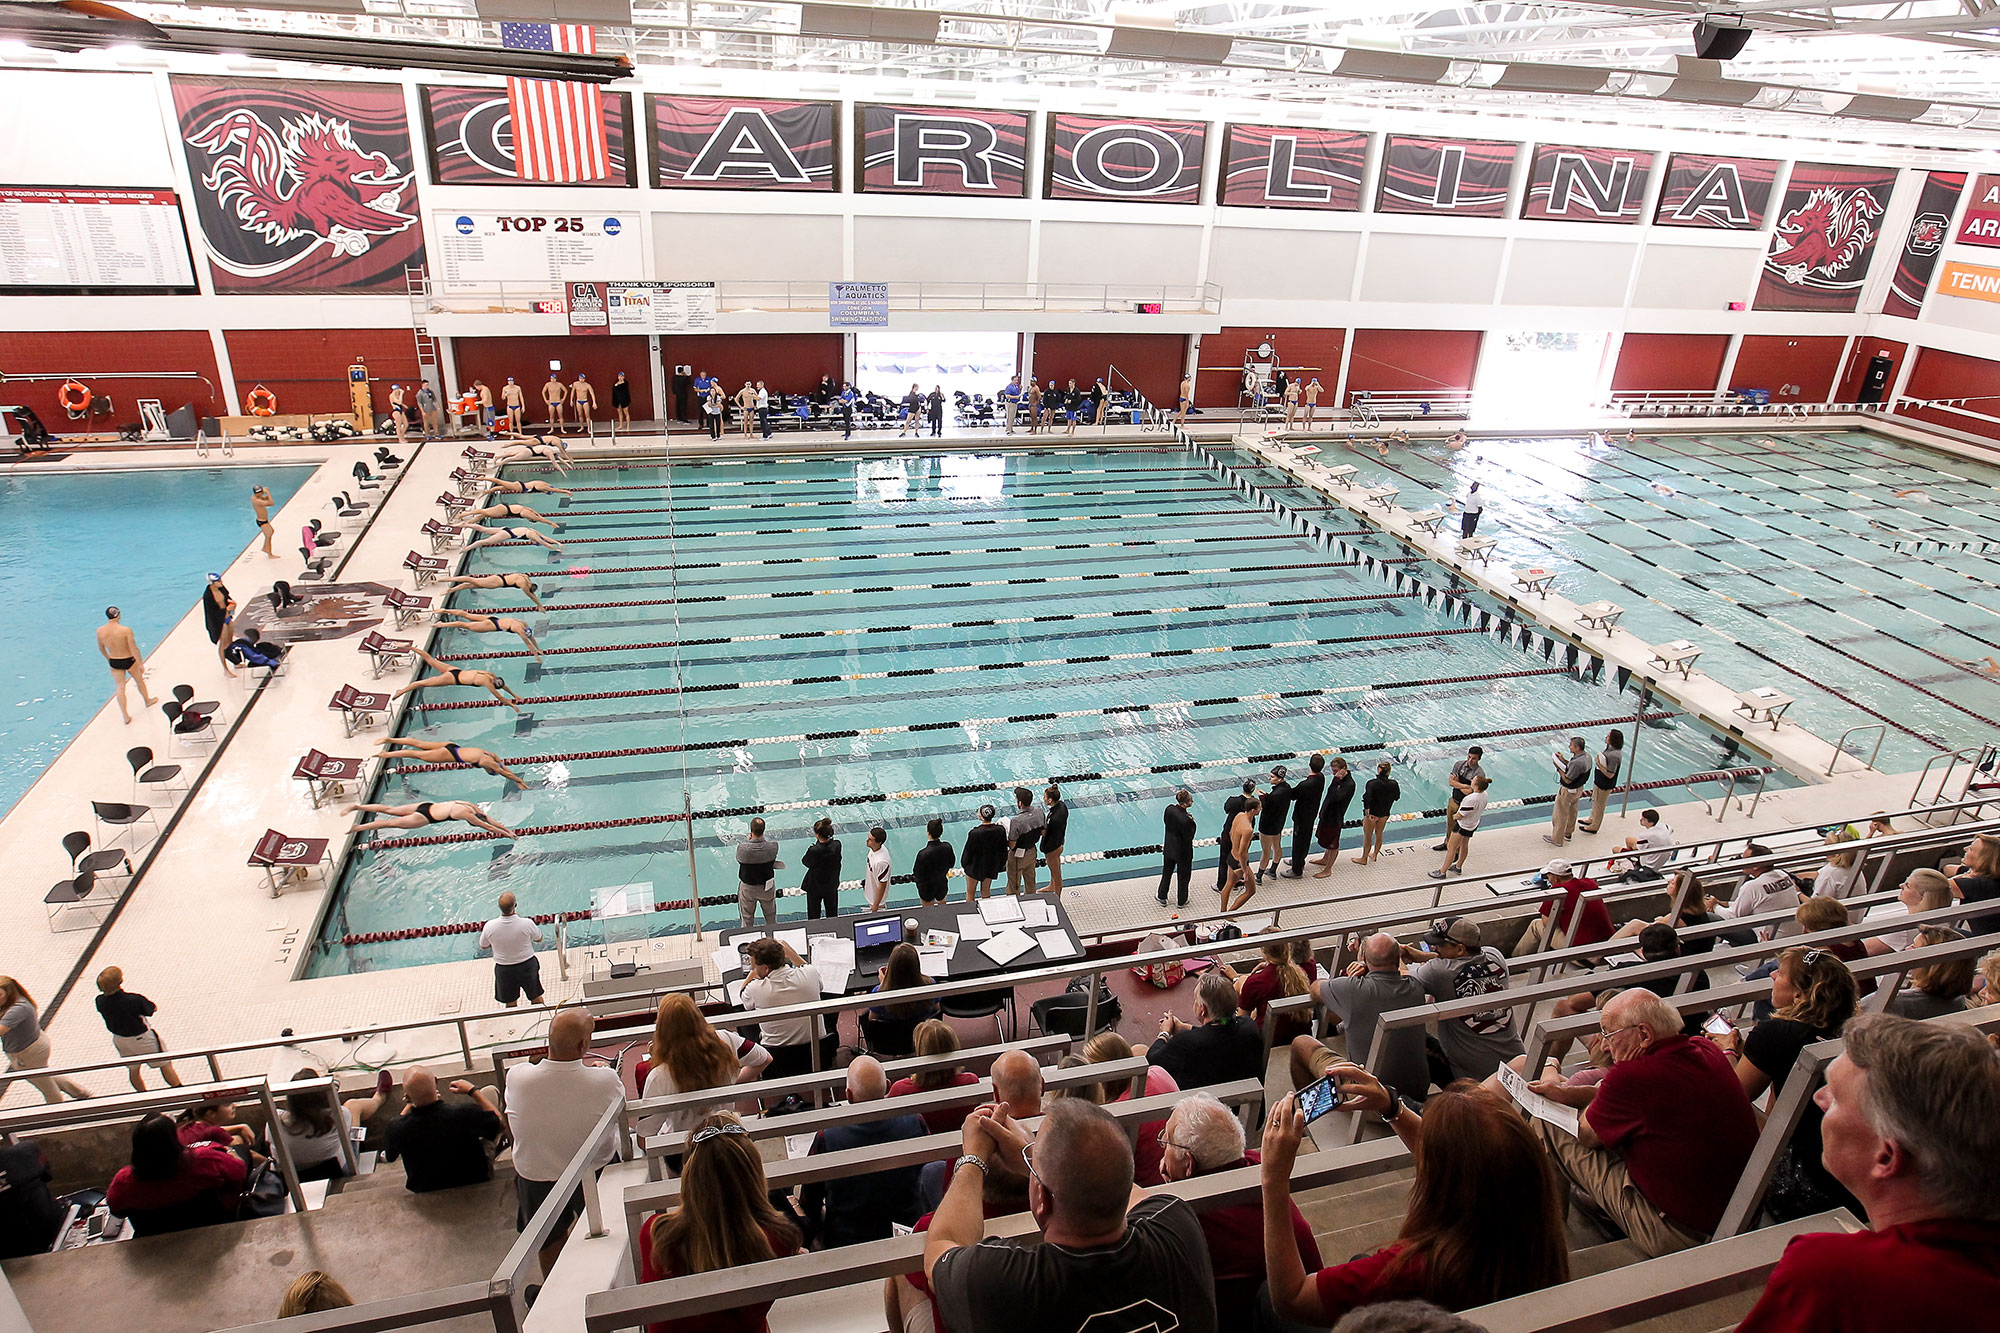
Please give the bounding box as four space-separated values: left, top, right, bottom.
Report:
1297 1073 1341 1124
1704 1013 1733 1038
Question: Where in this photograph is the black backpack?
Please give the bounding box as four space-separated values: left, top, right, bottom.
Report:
0 1140 62 1259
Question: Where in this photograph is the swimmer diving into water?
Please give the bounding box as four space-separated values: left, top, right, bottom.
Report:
344 800 516 838
376 737 528 788
433 609 544 661
393 646 527 713
435 572 546 609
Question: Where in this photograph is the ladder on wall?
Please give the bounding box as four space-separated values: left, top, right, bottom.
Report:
404 265 439 379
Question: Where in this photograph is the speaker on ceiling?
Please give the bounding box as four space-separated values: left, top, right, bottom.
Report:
1693 19 1752 60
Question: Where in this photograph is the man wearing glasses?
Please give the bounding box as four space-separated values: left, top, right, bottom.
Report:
924 1099 1218 1333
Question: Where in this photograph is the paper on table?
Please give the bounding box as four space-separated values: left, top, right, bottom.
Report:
1034 929 1080 960
725 980 746 1007
917 946 952 977
1496 1061 1579 1136
1021 900 1057 927
818 964 853 995
979 896 1025 925
776 928 809 956
709 944 741 976
956 915 993 941
978 928 1037 966
785 1134 816 1160
923 930 958 951
810 936 857 970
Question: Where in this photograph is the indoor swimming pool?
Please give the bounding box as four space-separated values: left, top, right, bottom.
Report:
313 446 1774 973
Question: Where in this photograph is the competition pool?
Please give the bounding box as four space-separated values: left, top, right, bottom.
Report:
312 445 1777 974
0 464 314 814
1267 428 2000 774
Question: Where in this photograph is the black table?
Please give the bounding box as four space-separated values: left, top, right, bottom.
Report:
718 897 1081 996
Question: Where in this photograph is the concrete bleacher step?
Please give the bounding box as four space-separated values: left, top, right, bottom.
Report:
1568 1237 1650 1278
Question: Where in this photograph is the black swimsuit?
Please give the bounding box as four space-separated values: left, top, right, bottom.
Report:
108 656 135 670
416 802 441 824
444 743 464 763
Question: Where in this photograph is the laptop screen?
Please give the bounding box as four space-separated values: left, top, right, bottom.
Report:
854 917 902 950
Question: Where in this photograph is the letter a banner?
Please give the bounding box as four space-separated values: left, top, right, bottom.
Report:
1219 124 1367 211
1955 173 2000 249
1653 153 1778 230
856 104 1028 196
648 95 837 191
1755 162 1898 313
1046 114 1205 204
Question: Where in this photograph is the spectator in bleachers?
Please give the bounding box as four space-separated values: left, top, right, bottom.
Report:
925 1099 1216 1333
1862 868 1953 954
888 1020 978 1133
1735 1014 2000 1332
1605 808 1674 883
636 995 771 1137
179 1099 258 1152
1524 988 1757 1256
1543 922 1706 1065
1259 1072 1568 1327
864 943 939 1057
1706 845 1806 938
278 1271 354 1316
1973 948 2000 1008
505 1009 626 1272
1945 832 2000 932
1405 918 1523 1083
1160 1091 1319 1333
106 1113 247 1236
886 1152 1031 1333
1798 825 1866 899
1886 926 1976 1019
1716 947 1862 1222
1296 933 1429 1104
640 1111 806 1333
802 1056 928 1247
1084 1031 1178 1101
916 1048 1046 1214
1609 882 1723 956
1219 939 1318 1044
1513 860 1612 956
380 1066 503 1193
1150 971 1263 1090
742 938 834 1078
274 1068 388 1182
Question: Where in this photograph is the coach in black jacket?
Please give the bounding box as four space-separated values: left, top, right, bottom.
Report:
1286 754 1325 878
1157 789 1196 907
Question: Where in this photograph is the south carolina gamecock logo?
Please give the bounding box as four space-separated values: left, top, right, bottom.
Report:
1769 186 1883 283
186 109 417 276
1907 212 1948 256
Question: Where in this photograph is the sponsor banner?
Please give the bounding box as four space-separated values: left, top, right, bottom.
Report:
1218 124 1367 211
1653 152 1779 230
170 76 424 294
649 95 837 191
1520 144 1656 223
1938 261 2000 305
0 185 196 291
1376 135 1517 217
1754 162 1899 313
606 280 717 333
1045 114 1205 204
419 85 635 187
856 104 1028 196
1885 171 1967 319
829 281 890 327
566 279 608 335
1957 173 2000 248
433 210 639 288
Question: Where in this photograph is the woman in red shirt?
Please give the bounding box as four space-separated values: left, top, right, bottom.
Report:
1221 941 1319 1042
106 1113 248 1235
886 1020 980 1134
1259 1070 1569 1325
638 1112 805 1333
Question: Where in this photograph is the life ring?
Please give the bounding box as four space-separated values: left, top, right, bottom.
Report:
58 380 92 414
247 385 278 416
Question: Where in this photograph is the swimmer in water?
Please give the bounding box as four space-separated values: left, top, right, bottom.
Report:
461 501 561 530
1894 488 1932 503
1624 430 1638 444
434 609 544 662
474 477 573 502
394 646 527 713
251 485 277 558
344 799 515 839
459 522 564 554
1446 430 1468 451
436 572 545 609
376 737 528 788
1950 656 2000 677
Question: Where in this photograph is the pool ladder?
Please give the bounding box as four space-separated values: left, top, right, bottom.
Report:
1826 724 1886 776
1683 767 1770 822
1908 743 1999 820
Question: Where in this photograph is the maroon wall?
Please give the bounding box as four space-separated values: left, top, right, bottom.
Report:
1729 335 1846 402
1610 333 1729 395
226 329 424 416
1028 333 1187 405
1899 347 2000 443
1838 338 1906 404
1192 327 1346 408
660 334 842 405
452 335 654 422
0 330 222 422
1344 329 1484 403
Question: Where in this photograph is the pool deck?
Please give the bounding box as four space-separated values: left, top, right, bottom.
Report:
0 418 1967 1107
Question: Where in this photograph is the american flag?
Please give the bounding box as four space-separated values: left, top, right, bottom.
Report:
499 22 610 183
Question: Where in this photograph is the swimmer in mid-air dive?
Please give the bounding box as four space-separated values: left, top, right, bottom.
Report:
376 737 528 788
461 502 561 530
345 799 516 838
475 477 573 502
494 432 573 473
460 522 565 554
434 609 543 661
394 646 526 713
436 572 545 609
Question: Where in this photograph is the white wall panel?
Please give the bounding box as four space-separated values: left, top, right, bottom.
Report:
652 212 842 281
0 71 175 186
1924 292 2000 337
1207 228 1359 301
1503 238 1637 307
1360 234 1504 304
852 216 1029 284
1038 221 1203 287
1633 243 1761 310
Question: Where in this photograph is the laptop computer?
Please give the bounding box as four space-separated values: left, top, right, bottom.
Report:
854 917 903 952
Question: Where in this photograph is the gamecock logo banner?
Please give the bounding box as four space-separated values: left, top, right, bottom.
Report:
1376 135 1517 217
1755 162 1899 312
1653 153 1778 230
420 85 634 187
1045 114 1205 204
1219 124 1367 211
649 95 837 191
1885 171 1967 319
856 104 1028 196
171 77 425 294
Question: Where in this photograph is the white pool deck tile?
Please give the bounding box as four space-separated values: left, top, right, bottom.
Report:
0 424 1949 1107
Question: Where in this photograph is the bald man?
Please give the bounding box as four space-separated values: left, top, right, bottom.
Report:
1294 931 1430 1104
803 1055 929 1246
379 1065 503 1194
504 1010 626 1271
990 1049 1046 1119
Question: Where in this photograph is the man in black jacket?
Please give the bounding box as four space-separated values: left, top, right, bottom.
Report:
1214 777 1257 892
1285 754 1325 879
1158 789 1195 907
1147 972 1262 1090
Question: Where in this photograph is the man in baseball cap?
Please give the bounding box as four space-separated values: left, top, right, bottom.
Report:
1405 916 1522 1081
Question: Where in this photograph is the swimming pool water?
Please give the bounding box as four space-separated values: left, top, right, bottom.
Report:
1253 429 2000 773
0 464 314 814
314 446 1771 974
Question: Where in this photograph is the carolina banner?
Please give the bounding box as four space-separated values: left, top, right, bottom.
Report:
856 104 1029 196
1219 124 1367 211
1045 114 1205 204
649 95 837 191
1520 144 1655 223
171 76 425 294
1653 153 1779 230
1885 171 1967 318
420 85 634 187
1376 135 1517 217
1755 162 1899 313
1956 172 2000 248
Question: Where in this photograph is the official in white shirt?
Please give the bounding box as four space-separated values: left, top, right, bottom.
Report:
504 1009 626 1272
479 891 545 1007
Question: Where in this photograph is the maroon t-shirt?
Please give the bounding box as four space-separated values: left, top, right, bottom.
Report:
106 1145 246 1215
1585 1034 1758 1236
1313 1242 1429 1324
887 1071 981 1135
638 1215 791 1333
1737 1219 2000 1332
1199 1152 1323 1317
1540 877 1612 946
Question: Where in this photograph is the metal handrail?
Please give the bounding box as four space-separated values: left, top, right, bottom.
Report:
424 278 1224 316
1827 723 1887 776
1910 742 1997 808
490 1097 627 1333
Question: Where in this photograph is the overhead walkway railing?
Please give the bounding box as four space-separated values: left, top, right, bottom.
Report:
423 279 1223 317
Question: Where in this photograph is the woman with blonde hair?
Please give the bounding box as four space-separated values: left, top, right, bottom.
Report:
1863 868 1954 954
279 1271 354 1316
1800 825 1865 899
636 994 770 1136
639 1112 805 1333
885 1020 978 1132
1219 940 1318 1041
1946 832 2000 935
0 977 89 1104
1887 926 1977 1019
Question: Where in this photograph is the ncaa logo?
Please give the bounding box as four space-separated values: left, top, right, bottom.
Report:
455 215 475 235
604 217 622 236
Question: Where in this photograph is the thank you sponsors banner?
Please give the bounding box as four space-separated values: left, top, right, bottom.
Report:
1376 135 1516 217
565 280 718 333
1755 162 1898 312
1045 114 1205 203
1653 153 1778 230
1520 144 1655 223
1884 171 1967 319
1219 124 1366 211
857 104 1029 196
649 95 838 191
